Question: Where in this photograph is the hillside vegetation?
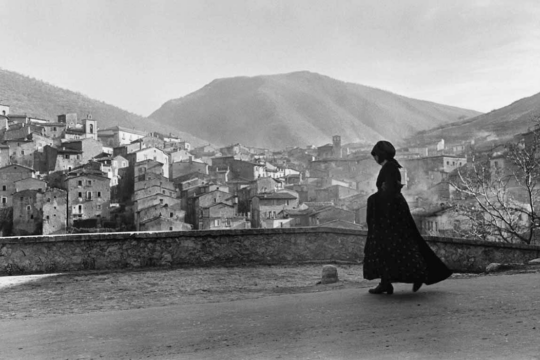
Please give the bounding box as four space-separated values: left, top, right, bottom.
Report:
0 68 208 146
149 71 481 150
408 91 540 145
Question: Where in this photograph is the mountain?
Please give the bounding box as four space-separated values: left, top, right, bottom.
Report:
407 91 540 146
0 68 208 146
149 71 481 150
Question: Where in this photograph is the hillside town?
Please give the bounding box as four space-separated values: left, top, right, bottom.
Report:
0 103 537 243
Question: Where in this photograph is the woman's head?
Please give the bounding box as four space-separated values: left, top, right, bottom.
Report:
371 141 401 168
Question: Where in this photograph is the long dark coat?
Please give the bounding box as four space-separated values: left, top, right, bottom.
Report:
363 161 453 285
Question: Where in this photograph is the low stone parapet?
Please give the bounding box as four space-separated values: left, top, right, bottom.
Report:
1 229 540 275
0 227 364 276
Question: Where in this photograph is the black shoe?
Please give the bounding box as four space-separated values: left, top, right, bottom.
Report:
369 283 394 295
412 282 423 292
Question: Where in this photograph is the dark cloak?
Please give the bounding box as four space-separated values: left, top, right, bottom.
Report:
363 161 453 285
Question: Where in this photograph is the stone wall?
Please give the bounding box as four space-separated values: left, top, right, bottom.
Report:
0 228 363 275
1 229 539 276
425 235 540 273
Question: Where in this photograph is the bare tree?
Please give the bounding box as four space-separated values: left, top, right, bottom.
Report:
449 127 540 244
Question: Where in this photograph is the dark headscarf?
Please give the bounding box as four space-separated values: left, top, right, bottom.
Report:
371 141 402 168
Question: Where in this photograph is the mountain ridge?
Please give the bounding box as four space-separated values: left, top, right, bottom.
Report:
149 71 481 150
407 91 540 145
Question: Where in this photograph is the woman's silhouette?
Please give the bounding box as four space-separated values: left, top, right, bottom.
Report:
363 141 453 294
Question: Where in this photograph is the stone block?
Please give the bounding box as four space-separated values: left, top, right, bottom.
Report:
485 263 502 273
321 265 339 284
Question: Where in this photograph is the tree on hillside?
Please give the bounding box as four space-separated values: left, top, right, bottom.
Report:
449 123 540 245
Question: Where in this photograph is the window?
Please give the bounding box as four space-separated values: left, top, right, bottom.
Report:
89 124 94 134
47 198 51 202
170 212 174 218
65 154 70 159
78 192 83 198
97 204 102 210
97 191 101 198
169 227 173 231
2 197 7 204
78 180 83 186
87 180 92 186
214 219 220 226
78 205 82 213
160 199 164 204
21 150 25 155
122 161 127 167
46 216 50 220
1 185 5 191
86 191 92 200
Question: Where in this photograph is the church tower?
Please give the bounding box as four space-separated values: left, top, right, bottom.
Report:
83 114 98 140
332 135 342 158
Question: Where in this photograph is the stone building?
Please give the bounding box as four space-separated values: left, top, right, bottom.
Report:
0 164 35 208
133 171 178 214
42 187 68 235
5 139 36 169
61 138 104 164
186 189 235 229
170 159 208 180
64 170 111 226
98 126 147 148
139 215 192 232
136 202 189 231
12 189 44 235
250 190 299 228
237 177 283 215
15 178 46 193
0 145 9 168
40 122 66 139
211 157 265 181
198 202 240 230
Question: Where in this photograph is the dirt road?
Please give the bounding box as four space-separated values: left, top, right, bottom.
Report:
1 270 539 360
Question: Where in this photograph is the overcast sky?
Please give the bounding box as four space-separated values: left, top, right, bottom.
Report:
1 0 539 117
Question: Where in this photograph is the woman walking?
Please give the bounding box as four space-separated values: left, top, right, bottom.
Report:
363 141 453 294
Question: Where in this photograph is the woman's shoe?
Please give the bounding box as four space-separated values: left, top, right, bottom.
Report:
412 282 423 292
369 283 394 295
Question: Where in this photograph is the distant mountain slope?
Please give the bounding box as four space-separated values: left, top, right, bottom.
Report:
408 91 540 145
0 68 208 146
149 71 481 149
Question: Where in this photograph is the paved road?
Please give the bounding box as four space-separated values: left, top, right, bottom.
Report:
1 272 540 360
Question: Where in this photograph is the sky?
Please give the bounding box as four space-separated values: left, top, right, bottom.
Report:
1 0 539 117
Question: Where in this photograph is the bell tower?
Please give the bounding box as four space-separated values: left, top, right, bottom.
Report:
84 114 97 140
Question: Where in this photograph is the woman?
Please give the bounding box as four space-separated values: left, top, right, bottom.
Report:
363 141 453 294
